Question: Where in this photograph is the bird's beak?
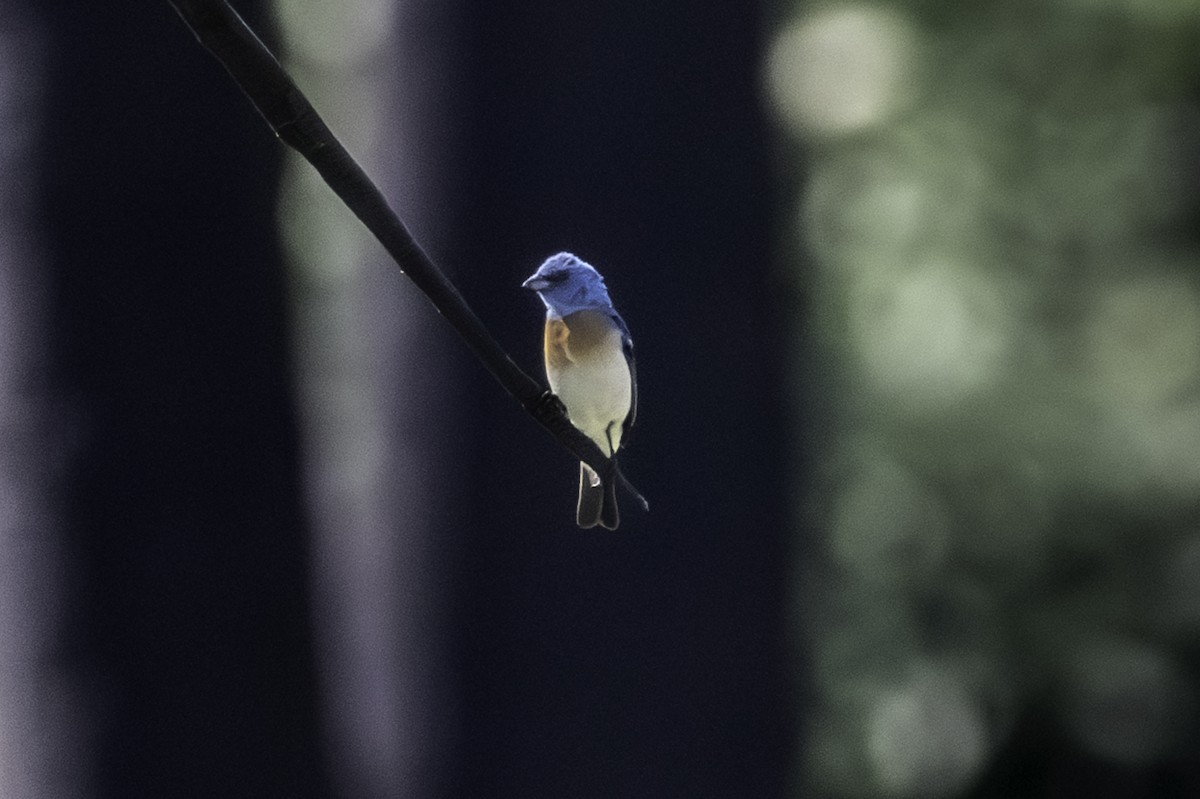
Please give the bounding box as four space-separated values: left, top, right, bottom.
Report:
522 275 551 292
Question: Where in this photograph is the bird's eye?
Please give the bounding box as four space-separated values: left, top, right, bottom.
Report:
544 271 569 283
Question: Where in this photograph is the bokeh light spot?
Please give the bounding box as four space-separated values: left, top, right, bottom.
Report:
851 260 1009 409
1087 274 1200 410
766 6 919 137
867 662 988 798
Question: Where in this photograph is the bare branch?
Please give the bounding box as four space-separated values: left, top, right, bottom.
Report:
167 0 647 514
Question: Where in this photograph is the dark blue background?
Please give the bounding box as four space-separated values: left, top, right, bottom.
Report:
40 2 793 797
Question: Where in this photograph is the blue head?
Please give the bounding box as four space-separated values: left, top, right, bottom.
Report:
522 252 615 319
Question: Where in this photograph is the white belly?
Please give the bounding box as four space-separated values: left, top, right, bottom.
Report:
549 351 632 456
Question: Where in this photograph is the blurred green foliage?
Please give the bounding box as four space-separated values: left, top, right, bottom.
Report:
767 1 1200 796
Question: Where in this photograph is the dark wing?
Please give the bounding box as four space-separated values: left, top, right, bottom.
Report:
611 312 637 449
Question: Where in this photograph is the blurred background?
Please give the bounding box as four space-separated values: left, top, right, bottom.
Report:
1 0 1198 797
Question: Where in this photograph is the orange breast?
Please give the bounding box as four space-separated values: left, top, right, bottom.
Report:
544 310 619 372
544 318 572 372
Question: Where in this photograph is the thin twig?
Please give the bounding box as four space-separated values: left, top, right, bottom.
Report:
167 0 647 513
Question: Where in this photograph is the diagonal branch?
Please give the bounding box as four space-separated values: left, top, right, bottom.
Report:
167 0 647 513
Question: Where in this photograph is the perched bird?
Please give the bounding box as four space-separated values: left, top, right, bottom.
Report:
523 253 636 530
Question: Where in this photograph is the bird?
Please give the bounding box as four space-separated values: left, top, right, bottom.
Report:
523 252 636 530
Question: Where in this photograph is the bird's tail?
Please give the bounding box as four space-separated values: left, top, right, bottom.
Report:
577 462 620 530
